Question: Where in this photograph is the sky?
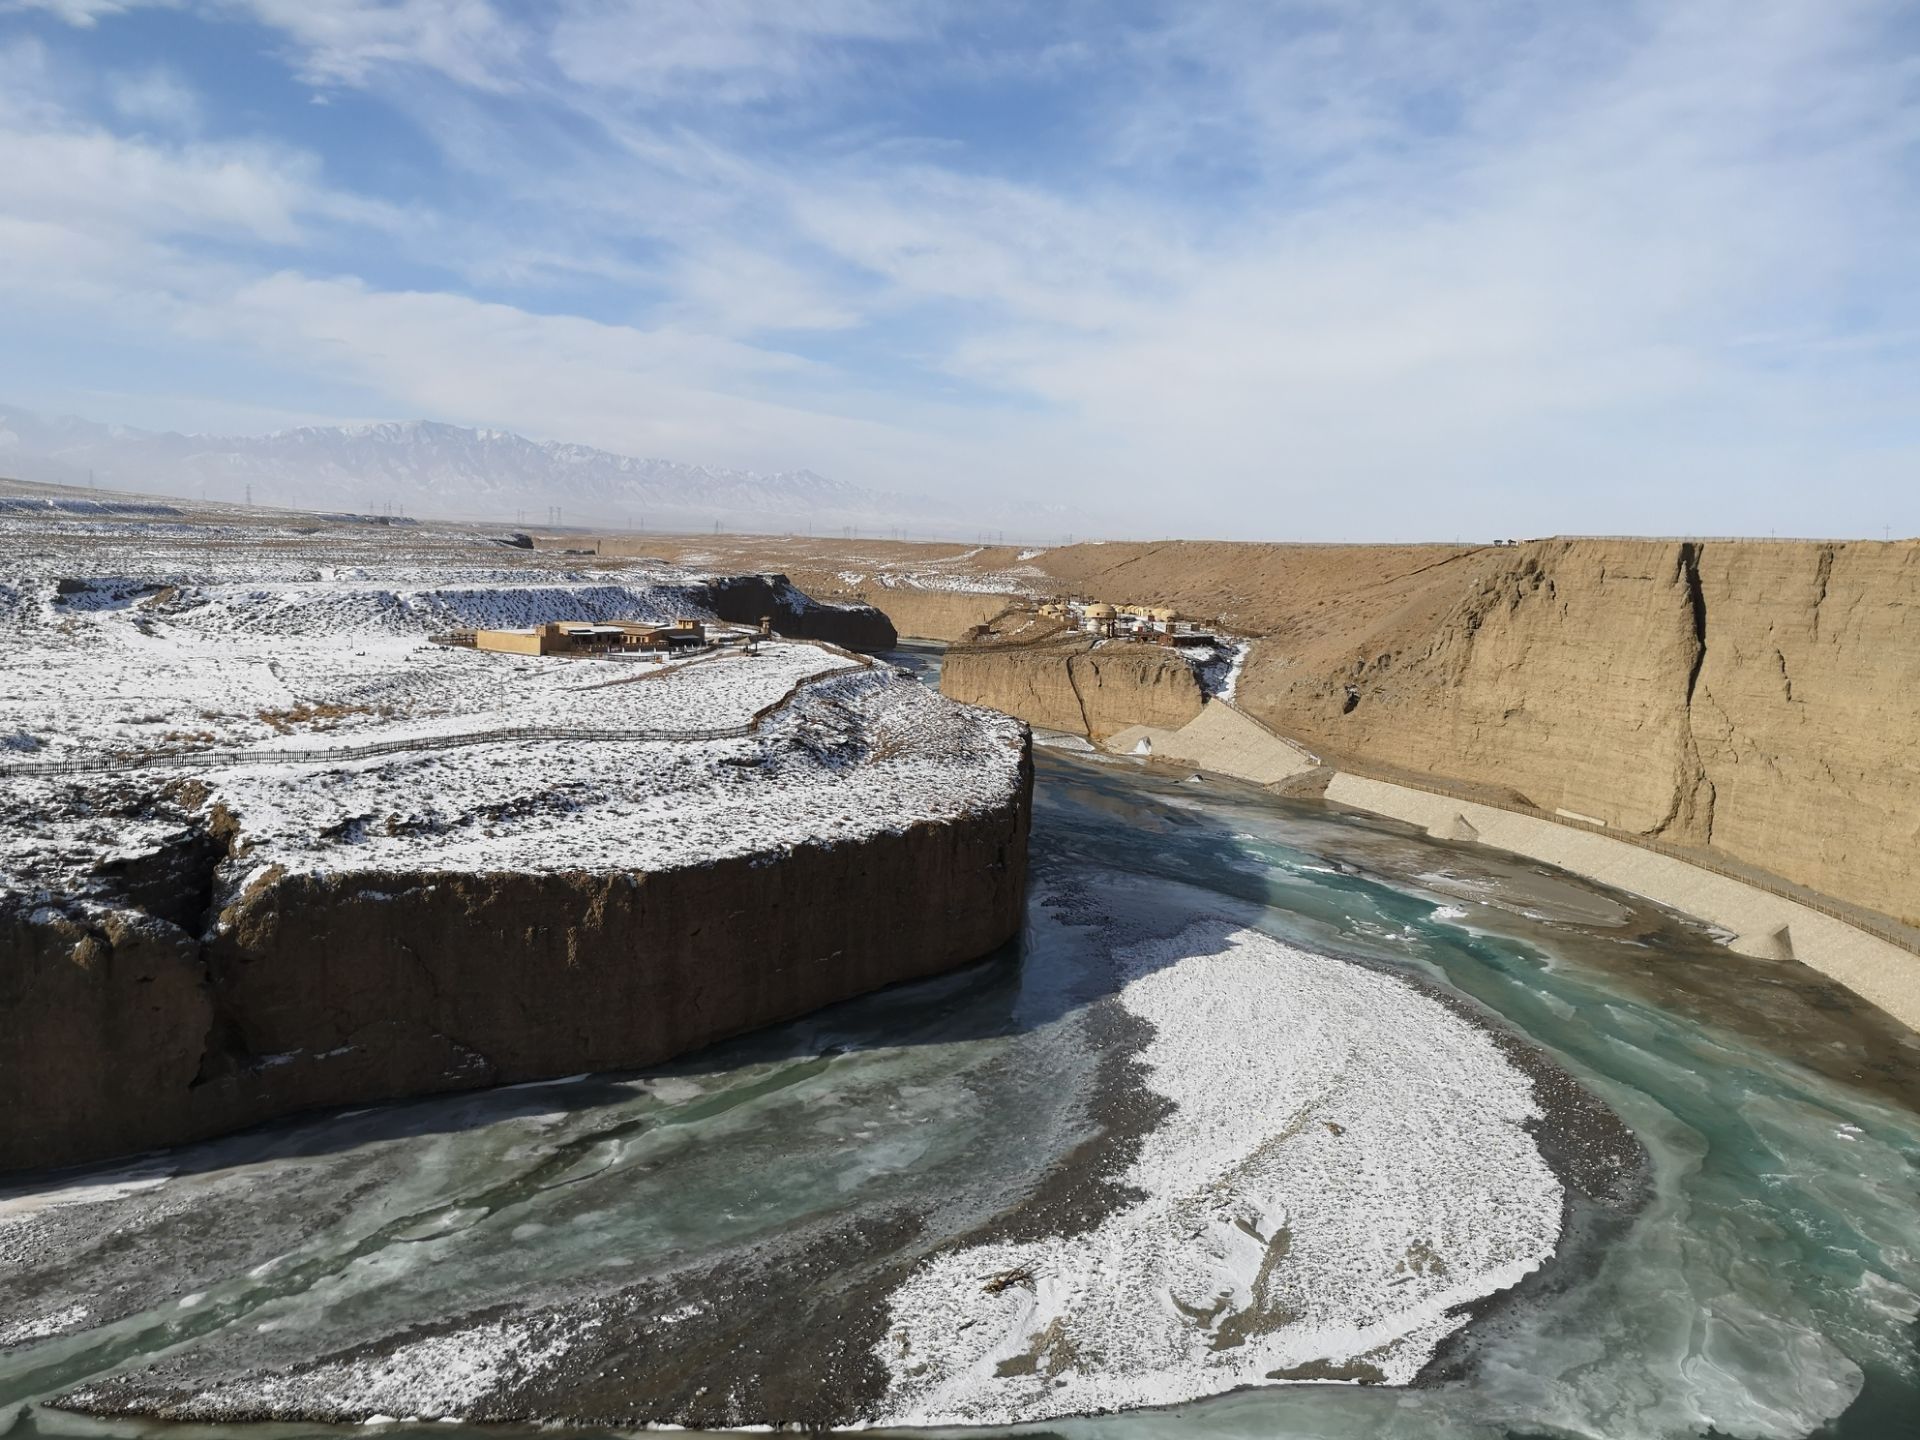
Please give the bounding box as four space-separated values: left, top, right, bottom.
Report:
1 0 1917 541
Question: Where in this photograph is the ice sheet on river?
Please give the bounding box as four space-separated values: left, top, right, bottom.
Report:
875 920 1563 1423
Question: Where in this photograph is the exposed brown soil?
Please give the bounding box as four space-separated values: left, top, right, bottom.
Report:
608 532 1920 931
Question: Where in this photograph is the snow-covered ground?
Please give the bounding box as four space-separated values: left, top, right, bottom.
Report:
0 514 1026 901
874 918 1563 1424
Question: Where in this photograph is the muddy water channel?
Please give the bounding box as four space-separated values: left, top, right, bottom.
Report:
4 649 1919 1439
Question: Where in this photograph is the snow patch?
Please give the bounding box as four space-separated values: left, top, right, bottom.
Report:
874 922 1563 1425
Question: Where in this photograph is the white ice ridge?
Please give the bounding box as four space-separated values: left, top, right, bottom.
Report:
874 922 1564 1425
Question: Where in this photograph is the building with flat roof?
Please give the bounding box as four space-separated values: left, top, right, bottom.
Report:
472 619 706 657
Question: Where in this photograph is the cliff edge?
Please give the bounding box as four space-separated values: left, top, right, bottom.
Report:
0 520 1027 1173
812 534 1916 932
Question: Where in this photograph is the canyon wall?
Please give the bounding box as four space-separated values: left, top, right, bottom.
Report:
940 638 1206 742
925 537 1915 928
864 587 1018 642
1 743 1030 1173
1230 539 1920 928
585 530 1915 931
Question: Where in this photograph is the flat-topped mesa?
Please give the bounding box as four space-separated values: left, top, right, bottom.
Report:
937 608 1226 743
3 659 1029 1174
0 531 1023 1173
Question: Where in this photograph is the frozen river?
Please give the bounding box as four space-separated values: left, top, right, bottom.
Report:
3 645 1917 1438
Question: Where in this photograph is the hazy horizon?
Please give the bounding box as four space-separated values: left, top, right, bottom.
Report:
3 1 1918 541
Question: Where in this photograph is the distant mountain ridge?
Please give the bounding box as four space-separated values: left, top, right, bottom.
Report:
0 405 1060 540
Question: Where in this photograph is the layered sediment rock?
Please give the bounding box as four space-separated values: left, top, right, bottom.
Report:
884 536 1916 930
940 637 1206 742
1232 540 1920 928
864 588 1018 642
1 739 1030 1173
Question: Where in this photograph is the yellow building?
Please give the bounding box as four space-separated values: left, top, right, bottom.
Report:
473 619 706 657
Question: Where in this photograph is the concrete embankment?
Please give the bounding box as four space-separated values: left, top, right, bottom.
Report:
1 744 1031 1173
1322 772 1920 1032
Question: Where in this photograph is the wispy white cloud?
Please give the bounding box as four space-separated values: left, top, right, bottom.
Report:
107 64 201 131
6 0 522 87
3 0 1919 537
0 0 172 26
234 0 523 89
546 0 944 104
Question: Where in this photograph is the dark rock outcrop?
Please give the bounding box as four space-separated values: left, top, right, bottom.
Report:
703 573 897 651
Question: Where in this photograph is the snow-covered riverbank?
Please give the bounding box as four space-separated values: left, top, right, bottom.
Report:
876 918 1562 1424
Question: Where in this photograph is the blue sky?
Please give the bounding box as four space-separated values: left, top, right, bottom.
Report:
1 0 1917 539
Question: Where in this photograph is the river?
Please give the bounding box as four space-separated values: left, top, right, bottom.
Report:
3 643 1916 1439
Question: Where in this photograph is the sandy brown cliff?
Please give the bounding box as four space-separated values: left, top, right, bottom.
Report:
941 636 1206 742
859 587 1017 642
2 745 1031 1173
648 533 1917 930
1230 539 1920 928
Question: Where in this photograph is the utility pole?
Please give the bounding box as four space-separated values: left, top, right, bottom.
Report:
245 483 252 507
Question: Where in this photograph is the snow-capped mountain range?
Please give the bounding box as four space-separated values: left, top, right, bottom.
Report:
0 404 1064 539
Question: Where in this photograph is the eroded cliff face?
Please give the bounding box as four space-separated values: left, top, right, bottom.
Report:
865 588 1017 642
1234 540 1920 927
1 743 1031 1173
940 639 1207 742
895 537 1917 929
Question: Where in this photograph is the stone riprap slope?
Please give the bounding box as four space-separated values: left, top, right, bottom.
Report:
0 512 1028 1171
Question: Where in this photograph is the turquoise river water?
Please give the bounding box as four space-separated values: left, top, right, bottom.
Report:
2 644 1917 1438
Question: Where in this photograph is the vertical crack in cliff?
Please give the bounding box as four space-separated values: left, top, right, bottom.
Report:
184 807 250 1087
1670 543 1717 845
1063 653 1096 739
1810 545 1834 642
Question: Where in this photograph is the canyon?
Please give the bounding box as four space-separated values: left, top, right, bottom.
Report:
640 533 1919 934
